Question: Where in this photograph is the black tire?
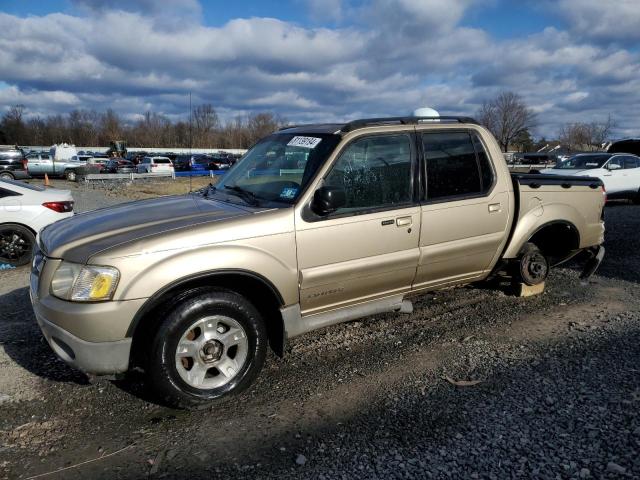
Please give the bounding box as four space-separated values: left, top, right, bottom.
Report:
65 169 77 182
0 223 36 266
0 172 15 180
147 289 267 409
516 242 549 286
633 188 640 205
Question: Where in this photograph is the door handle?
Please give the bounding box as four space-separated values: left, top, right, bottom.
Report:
488 203 502 213
396 216 412 227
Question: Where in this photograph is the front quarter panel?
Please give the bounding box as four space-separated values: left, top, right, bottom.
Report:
91 208 299 307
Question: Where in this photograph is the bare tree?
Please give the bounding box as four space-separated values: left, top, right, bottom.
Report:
1 104 26 145
477 92 536 152
559 115 615 151
192 104 220 147
245 112 286 147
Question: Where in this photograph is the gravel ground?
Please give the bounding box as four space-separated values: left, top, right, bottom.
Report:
0 187 638 480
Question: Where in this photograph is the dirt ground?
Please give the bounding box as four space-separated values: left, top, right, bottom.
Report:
0 186 638 479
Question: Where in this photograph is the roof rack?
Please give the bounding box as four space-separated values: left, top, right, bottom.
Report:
278 123 343 131
340 116 478 133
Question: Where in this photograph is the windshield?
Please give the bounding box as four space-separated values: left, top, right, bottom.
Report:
212 133 341 206
553 154 610 169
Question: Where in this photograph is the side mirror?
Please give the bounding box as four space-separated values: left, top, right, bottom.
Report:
311 185 346 216
607 163 622 170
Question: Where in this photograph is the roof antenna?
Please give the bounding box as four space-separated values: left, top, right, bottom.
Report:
413 107 440 117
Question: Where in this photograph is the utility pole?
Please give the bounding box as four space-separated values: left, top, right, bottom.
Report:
189 91 192 192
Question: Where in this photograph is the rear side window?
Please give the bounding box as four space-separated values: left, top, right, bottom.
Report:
422 131 494 201
623 156 639 169
0 187 21 198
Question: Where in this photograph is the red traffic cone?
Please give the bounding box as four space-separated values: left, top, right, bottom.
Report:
44 173 50 187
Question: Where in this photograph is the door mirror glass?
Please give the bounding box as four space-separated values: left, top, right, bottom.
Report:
311 185 346 216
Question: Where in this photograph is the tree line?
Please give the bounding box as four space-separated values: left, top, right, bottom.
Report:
476 91 615 152
1 95 616 152
0 104 287 149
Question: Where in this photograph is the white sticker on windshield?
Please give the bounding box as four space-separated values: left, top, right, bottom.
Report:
287 136 322 149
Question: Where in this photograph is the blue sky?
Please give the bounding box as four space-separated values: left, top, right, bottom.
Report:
1 0 639 138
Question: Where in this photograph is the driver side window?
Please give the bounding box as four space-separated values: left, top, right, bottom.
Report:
324 134 413 214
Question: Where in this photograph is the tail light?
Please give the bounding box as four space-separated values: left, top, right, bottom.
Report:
21 158 28 170
602 184 607 202
42 201 74 213
151 163 157 168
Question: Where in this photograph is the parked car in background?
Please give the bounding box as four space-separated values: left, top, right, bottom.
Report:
126 152 149 165
137 156 174 173
26 152 84 181
207 154 233 170
513 152 557 166
541 153 640 203
104 159 136 174
0 146 29 180
0 179 73 265
174 154 209 172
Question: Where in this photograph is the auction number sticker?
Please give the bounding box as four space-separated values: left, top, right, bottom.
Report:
287 136 322 149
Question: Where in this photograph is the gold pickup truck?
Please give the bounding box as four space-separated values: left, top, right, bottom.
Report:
30 116 606 407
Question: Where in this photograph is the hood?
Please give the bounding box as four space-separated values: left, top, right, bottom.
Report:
41 195 251 263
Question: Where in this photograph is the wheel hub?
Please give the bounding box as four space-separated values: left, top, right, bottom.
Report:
200 340 224 363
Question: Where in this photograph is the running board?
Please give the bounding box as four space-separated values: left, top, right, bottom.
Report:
281 296 413 339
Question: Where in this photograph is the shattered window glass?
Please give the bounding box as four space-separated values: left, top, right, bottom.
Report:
325 134 412 213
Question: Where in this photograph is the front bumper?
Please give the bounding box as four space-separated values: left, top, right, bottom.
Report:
35 313 131 374
30 251 144 375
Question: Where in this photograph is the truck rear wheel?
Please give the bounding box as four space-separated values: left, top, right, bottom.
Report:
516 242 549 286
147 290 267 409
0 172 15 180
65 169 77 182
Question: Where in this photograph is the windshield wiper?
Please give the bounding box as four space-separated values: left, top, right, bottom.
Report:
223 185 261 206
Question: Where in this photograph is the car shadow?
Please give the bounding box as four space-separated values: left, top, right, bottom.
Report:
0 286 89 385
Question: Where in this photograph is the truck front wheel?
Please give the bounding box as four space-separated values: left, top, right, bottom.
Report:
516 242 549 286
147 289 267 409
65 169 77 182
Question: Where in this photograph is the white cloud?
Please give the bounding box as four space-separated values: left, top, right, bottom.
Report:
556 0 640 44
0 1 639 139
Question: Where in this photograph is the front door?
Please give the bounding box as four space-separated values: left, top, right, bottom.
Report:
295 132 421 315
413 130 510 289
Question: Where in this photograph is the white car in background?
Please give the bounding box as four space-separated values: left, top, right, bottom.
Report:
0 179 74 266
137 156 174 174
541 153 640 203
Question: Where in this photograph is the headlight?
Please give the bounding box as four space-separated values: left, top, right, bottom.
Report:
51 262 120 302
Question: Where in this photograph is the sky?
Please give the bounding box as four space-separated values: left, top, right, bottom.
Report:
0 0 639 139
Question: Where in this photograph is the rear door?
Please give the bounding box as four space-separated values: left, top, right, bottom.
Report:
622 156 640 196
413 130 510 289
26 154 42 175
39 154 54 175
602 156 627 195
295 132 421 315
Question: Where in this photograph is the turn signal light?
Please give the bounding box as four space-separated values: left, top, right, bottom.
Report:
42 201 74 213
